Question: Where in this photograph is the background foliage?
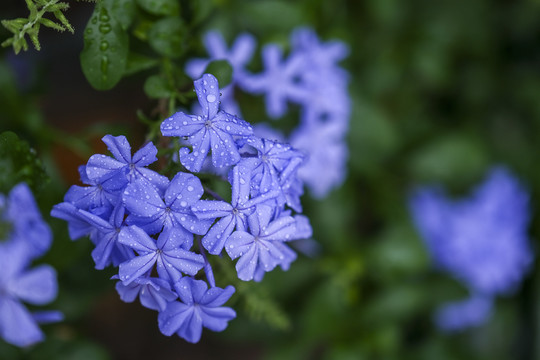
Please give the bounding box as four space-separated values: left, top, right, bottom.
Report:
1 0 540 359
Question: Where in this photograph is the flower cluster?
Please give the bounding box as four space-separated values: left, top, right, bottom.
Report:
409 167 533 331
185 27 350 198
0 183 61 347
52 74 312 343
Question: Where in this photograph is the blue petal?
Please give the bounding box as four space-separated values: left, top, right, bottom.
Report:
166 172 204 209
158 301 192 336
209 127 241 168
86 154 126 182
161 112 204 137
261 215 296 241
200 306 236 332
194 74 220 119
225 231 254 260
213 112 253 136
192 200 232 220
161 249 205 276
139 278 177 311
179 129 211 172
102 134 132 163
174 212 213 236
91 231 119 269
234 245 258 281
176 308 203 343
132 141 158 166
8 265 57 305
50 202 95 240
123 181 165 218
202 215 236 255
118 252 157 285
118 225 157 253
200 285 235 307
0 298 43 347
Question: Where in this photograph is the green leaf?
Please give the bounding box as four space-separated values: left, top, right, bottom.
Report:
190 0 213 25
39 17 65 31
204 59 233 88
241 1 305 31
53 10 74 33
407 134 488 188
124 52 159 76
143 74 171 98
0 131 48 194
108 0 136 30
80 2 129 90
1 18 27 33
136 0 180 16
147 17 186 58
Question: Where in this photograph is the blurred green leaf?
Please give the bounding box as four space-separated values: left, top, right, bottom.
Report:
204 59 233 87
136 0 180 16
0 131 48 193
108 0 136 30
407 134 488 188
241 1 305 31
124 52 159 76
147 17 186 58
143 74 171 98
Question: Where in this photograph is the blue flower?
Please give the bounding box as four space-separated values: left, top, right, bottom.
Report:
64 165 119 212
239 136 305 211
434 295 493 331
226 205 297 281
50 202 99 241
123 172 212 241
76 204 133 269
86 135 169 193
161 74 253 172
192 164 278 255
158 277 236 343
118 226 205 284
410 167 533 330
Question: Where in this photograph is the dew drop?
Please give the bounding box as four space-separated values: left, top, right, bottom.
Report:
100 40 109 51
206 94 216 103
99 23 112 34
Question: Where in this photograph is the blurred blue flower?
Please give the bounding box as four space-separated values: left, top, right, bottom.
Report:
434 295 493 332
3 183 52 259
410 167 533 330
290 122 348 198
242 44 310 118
185 31 256 115
0 183 61 347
